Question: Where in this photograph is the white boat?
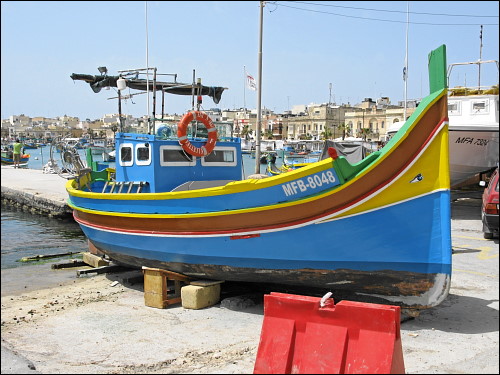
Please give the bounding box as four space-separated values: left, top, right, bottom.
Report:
240 138 254 154
102 149 116 162
447 59 499 186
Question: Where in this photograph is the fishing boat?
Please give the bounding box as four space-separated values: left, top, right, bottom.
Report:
22 142 39 149
447 59 499 186
63 45 451 310
1 145 30 165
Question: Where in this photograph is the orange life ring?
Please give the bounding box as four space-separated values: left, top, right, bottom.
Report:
177 111 217 157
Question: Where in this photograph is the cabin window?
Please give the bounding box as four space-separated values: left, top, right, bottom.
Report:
119 143 134 167
448 100 461 115
471 100 488 114
136 143 152 166
201 147 237 167
159 145 195 166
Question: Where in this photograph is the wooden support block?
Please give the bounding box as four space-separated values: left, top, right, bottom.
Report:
51 260 87 269
82 252 110 268
142 266 190 309
181 283 221 310
76 265 124 277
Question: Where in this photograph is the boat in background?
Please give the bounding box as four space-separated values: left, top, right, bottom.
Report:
87 138 112 155
22 142 39 149
102 149 116 162
1 145 30 165
60 45 452 310
447 59 499 186
240 138 254 154
268 139 373 176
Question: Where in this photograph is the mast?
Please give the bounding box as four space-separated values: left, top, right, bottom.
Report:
152 67 157 131
255 1 264 174
145 1 151 133
403 1 409 122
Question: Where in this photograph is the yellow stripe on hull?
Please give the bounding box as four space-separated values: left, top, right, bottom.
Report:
331 123 450 220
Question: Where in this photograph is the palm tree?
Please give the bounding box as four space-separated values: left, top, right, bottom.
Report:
337 123 349 140
241 125 253 140
320 126 333 140
358 128 371 141
264 129 274 140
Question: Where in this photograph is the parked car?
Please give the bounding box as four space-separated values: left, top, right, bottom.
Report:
479 167 499 239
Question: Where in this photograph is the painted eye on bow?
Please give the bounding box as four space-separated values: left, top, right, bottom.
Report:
410 173 424 183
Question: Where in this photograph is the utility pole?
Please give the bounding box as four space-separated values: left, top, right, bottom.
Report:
255 0 264 174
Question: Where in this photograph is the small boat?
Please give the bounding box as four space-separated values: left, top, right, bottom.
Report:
22 142 39 149
64 45 451 310
260 151 277 164
1 145 30 165
102 149 116 162
274 140 370 174
87 139 110 154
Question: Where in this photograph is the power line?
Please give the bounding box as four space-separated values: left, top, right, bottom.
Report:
284 1 499 18
272 2 499 26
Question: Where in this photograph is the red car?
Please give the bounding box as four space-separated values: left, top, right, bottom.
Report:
480 167 499 239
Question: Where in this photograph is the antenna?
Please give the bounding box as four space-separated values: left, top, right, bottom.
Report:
478 25 483 89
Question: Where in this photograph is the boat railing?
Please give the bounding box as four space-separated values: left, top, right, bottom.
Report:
447 59 499 95
449 85 499 96
100 180 149 194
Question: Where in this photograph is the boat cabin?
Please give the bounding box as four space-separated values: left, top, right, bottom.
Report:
110 122 243 193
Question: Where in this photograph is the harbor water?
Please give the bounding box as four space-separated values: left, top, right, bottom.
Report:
1 207 87 269
1 147 279 269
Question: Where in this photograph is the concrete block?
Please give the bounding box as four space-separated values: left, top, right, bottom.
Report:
82 252 109 268
181 284 221 309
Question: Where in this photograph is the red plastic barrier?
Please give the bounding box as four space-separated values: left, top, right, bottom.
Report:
253 292 405 374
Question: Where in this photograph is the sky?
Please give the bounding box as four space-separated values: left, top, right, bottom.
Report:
1 1 499 121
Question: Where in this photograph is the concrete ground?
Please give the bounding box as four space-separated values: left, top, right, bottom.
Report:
1 168 498 373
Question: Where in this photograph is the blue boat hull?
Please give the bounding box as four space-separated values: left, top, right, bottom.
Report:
77 190 451 308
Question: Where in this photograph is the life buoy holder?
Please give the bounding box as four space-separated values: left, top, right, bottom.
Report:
177 111 217 157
